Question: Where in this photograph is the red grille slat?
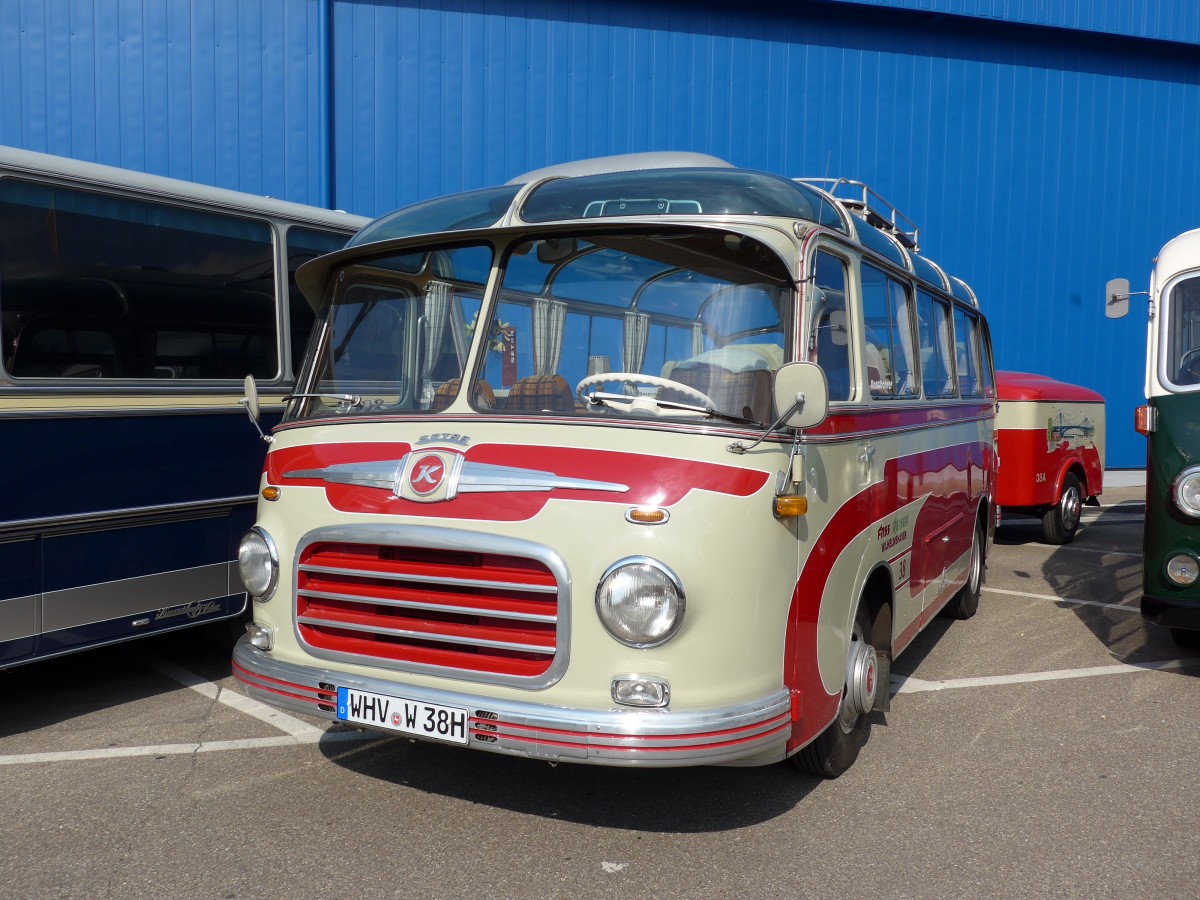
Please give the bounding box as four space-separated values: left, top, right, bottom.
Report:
299 625 552 676
300 544 557 590
296 540 560 678
297 576 556 621
296 600 556 650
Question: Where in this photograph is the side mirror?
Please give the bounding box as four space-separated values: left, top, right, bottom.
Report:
773 361 829 429
829 309 848 346
1105 278 1130 319
242 374 261 423
241 375 273 443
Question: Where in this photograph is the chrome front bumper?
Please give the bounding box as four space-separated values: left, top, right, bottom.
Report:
233 636 793 767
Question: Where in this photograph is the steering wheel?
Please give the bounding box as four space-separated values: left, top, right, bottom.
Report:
575 372 716 408
1180 348 1200 384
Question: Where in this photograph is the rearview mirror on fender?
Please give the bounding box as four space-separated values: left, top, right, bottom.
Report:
773 361 829 429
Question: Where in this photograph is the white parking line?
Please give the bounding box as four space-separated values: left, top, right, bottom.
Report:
984 586 1139 613
894 656 1200 694
0 737 302 766
0 655 384 767
141 653 324 742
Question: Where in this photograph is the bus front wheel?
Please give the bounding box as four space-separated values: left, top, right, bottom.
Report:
792 606 877 778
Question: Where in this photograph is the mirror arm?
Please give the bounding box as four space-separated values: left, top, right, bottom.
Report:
240 397 274 444
727 392 805 454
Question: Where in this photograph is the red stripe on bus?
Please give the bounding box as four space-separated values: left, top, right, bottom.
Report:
784 441 991 751
268 443 770 521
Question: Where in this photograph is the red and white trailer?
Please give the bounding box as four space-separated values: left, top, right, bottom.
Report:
995 371 1105 543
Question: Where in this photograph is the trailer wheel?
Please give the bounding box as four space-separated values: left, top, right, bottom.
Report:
1042 473 1082 544
941 518 984 620
793 606 877 778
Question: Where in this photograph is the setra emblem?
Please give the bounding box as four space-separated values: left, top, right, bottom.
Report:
408 454 447 496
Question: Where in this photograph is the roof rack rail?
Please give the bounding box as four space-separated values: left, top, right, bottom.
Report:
794 178 919 251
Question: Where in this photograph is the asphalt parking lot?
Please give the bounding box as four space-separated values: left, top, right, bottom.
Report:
1 480 1197 900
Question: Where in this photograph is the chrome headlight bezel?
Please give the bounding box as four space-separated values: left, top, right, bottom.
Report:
1173 466 1200 518
237 527 279 601
595 557 685 648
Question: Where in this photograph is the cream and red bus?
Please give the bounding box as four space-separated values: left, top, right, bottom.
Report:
233 153 997 777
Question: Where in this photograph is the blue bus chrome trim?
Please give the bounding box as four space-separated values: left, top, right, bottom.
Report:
0 495 257 538
1 592 247 669
41 562 237 632
233 638 793 767
0 594 36 641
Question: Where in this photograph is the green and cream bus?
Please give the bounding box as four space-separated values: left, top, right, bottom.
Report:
1108 228 1200 648
233 152 997 777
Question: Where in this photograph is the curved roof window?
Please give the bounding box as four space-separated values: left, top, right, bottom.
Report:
909 252 949 291
854 220 907 268
349 185 522 247
520 168 846 231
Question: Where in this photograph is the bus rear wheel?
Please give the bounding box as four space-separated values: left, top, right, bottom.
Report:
941 518 984 620
1042 473 1082 544
793 606 877 778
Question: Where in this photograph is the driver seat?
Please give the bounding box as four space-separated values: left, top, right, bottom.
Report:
506 374 575 411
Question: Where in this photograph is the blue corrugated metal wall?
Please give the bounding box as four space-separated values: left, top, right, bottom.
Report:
0 0 330 203
2 0 1199 467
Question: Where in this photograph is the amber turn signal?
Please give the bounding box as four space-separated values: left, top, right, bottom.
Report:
773 495 808 518
261 486 281 501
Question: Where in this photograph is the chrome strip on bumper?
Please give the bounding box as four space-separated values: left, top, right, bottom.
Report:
233 637 792 767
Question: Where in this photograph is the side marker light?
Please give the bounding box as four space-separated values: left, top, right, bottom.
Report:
774 495 808 518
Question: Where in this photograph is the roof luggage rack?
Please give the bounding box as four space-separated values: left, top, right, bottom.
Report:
794 178 919 251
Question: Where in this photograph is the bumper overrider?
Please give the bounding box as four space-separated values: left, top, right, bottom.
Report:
233 636 793 767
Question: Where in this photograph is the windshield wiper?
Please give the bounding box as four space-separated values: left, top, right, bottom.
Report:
585 392 761 427
284 391 363 412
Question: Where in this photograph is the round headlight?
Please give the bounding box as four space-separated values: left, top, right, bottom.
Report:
238 527 279 600
595 558 685 648
1173 467 1200 518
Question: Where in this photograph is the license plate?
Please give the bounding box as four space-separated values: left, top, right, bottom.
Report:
336 687 469 745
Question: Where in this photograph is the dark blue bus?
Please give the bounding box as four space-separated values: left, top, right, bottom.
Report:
0 147 366 667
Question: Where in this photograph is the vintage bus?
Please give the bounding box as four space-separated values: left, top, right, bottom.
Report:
1107 228 1200 648
233 153 997 776
0 146 367 668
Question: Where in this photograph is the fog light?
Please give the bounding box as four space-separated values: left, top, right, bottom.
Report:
1165 554 1199 587
611 676 669 708
246 622 275 650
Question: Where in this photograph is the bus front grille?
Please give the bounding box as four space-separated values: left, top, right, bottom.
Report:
295 540 560 678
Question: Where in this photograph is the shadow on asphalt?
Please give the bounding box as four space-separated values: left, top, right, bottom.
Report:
996 496 1200 673
319 725 826 832
0 626 240 737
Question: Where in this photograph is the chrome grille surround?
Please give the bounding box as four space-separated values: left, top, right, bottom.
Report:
292 524 570 690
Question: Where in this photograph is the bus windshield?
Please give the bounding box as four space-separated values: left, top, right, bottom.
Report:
1163 274 1200 389
293 229 794 425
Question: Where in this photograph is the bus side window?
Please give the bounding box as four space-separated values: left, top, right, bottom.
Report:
953 306 984 398
809 250 851 401
0 179 279 381
862 263 918 399
916 290 956 398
